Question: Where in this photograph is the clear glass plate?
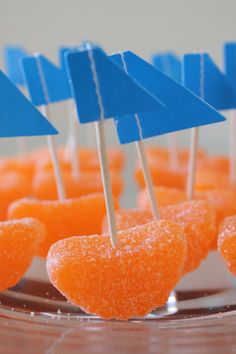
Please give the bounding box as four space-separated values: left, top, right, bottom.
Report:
1 254 236 353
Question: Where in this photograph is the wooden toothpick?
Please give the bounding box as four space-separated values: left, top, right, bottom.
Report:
64 99 80 179
87 45 118 247
120 53 160 219
186 54 204 199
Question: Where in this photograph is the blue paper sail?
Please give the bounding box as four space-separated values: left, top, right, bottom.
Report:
65 47 164 124
22 54 72 106
58 42 93 69
58 46 79 69
183 53 236 110
152 52 181 82
4 46 28 86
111 51 226 144
0 71 58 137
224 42 236 92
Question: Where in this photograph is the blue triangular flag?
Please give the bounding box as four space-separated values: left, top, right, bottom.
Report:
152 51 181 83
111 51 225 144
0 71 58 137
183 53 236 110
58 46 80 69
224 42 236 92
21 54 72 106
65 47 164 124
4 46 28 86
58 42 95 69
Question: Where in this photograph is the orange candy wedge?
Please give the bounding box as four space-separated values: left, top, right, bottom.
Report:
195 170 235 191
196 189 236 228
34 147 125 174
218 216 236 275
31 170 123 200
103 200 216 274
135 162 186 190
0 156 35 179
8 193 118 258
0 172 31 221
0 218 45 291
47 220 186 320
137 186 186 209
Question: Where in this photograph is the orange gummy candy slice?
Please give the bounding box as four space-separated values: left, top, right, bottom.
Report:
8 193 118 258
0 156 35 179
34 147 124 174
196 189 236 228
137 186 186 209
218 216 236 275
0 218 45 291
0 171 31 221
195 170 235 191
103 200 216 274
146 146 207 167
31 170 123 200
135 161 186 190
47 220 186 320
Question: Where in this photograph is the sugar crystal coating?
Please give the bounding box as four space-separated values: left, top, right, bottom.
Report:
103 200 216 273
218 216 236 275
32 170 123 200
0 218 45 291
137 186 186 209
8 193 117 258
47 220 186 320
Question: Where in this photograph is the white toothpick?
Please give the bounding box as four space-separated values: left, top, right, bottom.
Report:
95 119 118 246
186 127 199 199
186 54 204 199
167 132 179 169
41 105 66 200
229 110 236 184
64 99 80 179
87 45 118 247
136 139 160 219
120 52 160 219
35 54 66 200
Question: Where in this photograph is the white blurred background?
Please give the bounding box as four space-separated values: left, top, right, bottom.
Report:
0 0 235 287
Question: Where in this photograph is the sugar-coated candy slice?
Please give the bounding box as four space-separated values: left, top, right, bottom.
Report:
32 170 123 200
195 170 234 191
8 193 118 258
137 186 186 209
161 201 216 273
0 171 31 220
0 218 45 291
47 220 186 320
34 147 125 173
135 162 186 190
218 216 236 275
196 189 236 227
0 156 34 179
200 155 229 175
146 146 207 166
103 200 216 273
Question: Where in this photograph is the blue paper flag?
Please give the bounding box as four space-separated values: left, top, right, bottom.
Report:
65 47 164 124
22 54 72 106
224 42 236 92
0 71 58 137
111 51 226 144
4 46 28 86
183 53 236 110
58 46 79 69
152 52 181 83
